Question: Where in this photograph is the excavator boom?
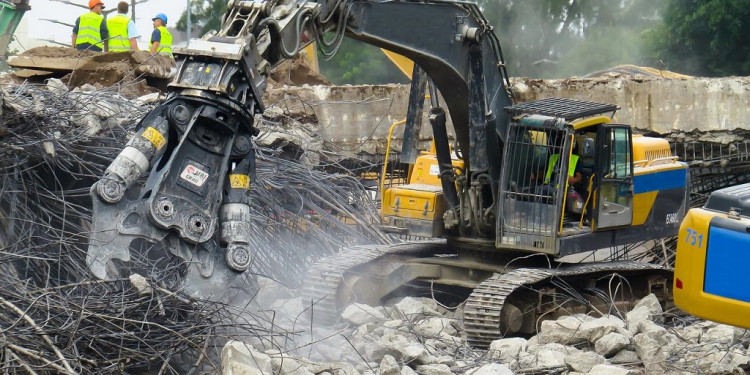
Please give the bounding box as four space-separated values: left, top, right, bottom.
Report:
87 0 515 294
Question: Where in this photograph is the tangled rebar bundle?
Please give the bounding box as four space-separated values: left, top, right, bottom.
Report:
0 81 392 373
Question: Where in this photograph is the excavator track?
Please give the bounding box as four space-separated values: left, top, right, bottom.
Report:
464 261 671 348
300 240 446 325
303 240 672 344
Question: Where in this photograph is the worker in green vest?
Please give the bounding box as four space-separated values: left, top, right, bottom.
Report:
542 142 586 214
149 13 173 57
72 0 109 52
107 1 140 52
544 149 582 187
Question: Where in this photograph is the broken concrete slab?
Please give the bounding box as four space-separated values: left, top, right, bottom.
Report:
222 341 273 375
341 303 387 326
564 351 606 373
379 355 400 375
488 337 527 363
13 69 54 78
588 364 639 375
9 46 175 79
414 364 453 375
595 332 631 358
414 317 458 339
465 363 513 375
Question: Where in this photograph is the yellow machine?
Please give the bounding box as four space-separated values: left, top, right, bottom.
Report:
86 0 694 347
381 145 464 237
381 108 688 255
674 183 750 329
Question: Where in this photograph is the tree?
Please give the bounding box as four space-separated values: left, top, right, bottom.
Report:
479 0 667 78
175 0 227 36
645 0 750 77
174 0 671 82
318 39 409 85
174 0 404 84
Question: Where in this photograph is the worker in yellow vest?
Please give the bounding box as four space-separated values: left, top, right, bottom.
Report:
149 13 173 57
72 0 109 52
107 1 140 52
543 142 585 215
543 152 582 187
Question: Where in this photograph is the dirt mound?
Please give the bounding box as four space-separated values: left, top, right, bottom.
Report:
19 45 98 60
7 46 330 97
8 46 176 97
268 55 331 87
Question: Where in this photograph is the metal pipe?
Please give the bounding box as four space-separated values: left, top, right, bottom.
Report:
186 0 191 47
380 119 406 195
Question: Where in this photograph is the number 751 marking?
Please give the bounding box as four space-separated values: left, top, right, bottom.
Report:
684 228 704 248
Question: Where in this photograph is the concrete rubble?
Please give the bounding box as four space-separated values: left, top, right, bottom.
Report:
223 283 750 375
7 46 176 97
6 51 750 164
2 49 750 374
261 75 750 162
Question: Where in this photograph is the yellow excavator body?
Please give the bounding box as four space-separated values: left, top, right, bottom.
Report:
674 184 750 329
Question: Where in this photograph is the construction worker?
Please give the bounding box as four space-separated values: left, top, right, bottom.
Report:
543 142 583 188
107 1 139 52
541 142 586 215
72 0 109 52
149 13 173 57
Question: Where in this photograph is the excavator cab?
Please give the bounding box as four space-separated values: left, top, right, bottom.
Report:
498 113 570 253
381 97 688 258
497 98 688 257
497 99 619 254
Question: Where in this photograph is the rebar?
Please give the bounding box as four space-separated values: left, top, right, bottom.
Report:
0 82 395 373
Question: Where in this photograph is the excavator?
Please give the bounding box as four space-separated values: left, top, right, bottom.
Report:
86 0 690 347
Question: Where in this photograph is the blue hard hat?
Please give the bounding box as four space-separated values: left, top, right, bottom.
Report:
152 13 168 24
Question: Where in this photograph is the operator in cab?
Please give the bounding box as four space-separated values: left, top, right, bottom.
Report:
541 141 586 216
544 143 583 189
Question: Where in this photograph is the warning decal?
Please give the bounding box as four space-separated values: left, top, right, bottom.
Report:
229 174 250 190
141 127 166 150
180 164 210 187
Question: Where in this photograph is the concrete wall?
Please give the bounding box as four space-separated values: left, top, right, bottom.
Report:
513 76 750 139
264 84 440 157
263 76 750 158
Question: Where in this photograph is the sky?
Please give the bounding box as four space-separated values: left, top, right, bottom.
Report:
25 0 189 47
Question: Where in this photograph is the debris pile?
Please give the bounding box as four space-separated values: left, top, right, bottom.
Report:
0 79 394 373
0 272 263 374
6 46 176 97
267 54 332 87
0 51 748 375
225 290 750 375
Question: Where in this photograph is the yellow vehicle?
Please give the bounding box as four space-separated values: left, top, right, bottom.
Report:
674 183 750 329
382 100 688 256
87 0 690 348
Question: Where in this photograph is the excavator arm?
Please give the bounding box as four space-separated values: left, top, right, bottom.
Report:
86 0 513 296
187 0 513 184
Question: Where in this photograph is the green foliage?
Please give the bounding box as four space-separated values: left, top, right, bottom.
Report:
174 0 404 84
174 0 700 82
175 0 227 36
645 0 750 77
479 0 667 78
317 38 408 85
321 0 669 82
